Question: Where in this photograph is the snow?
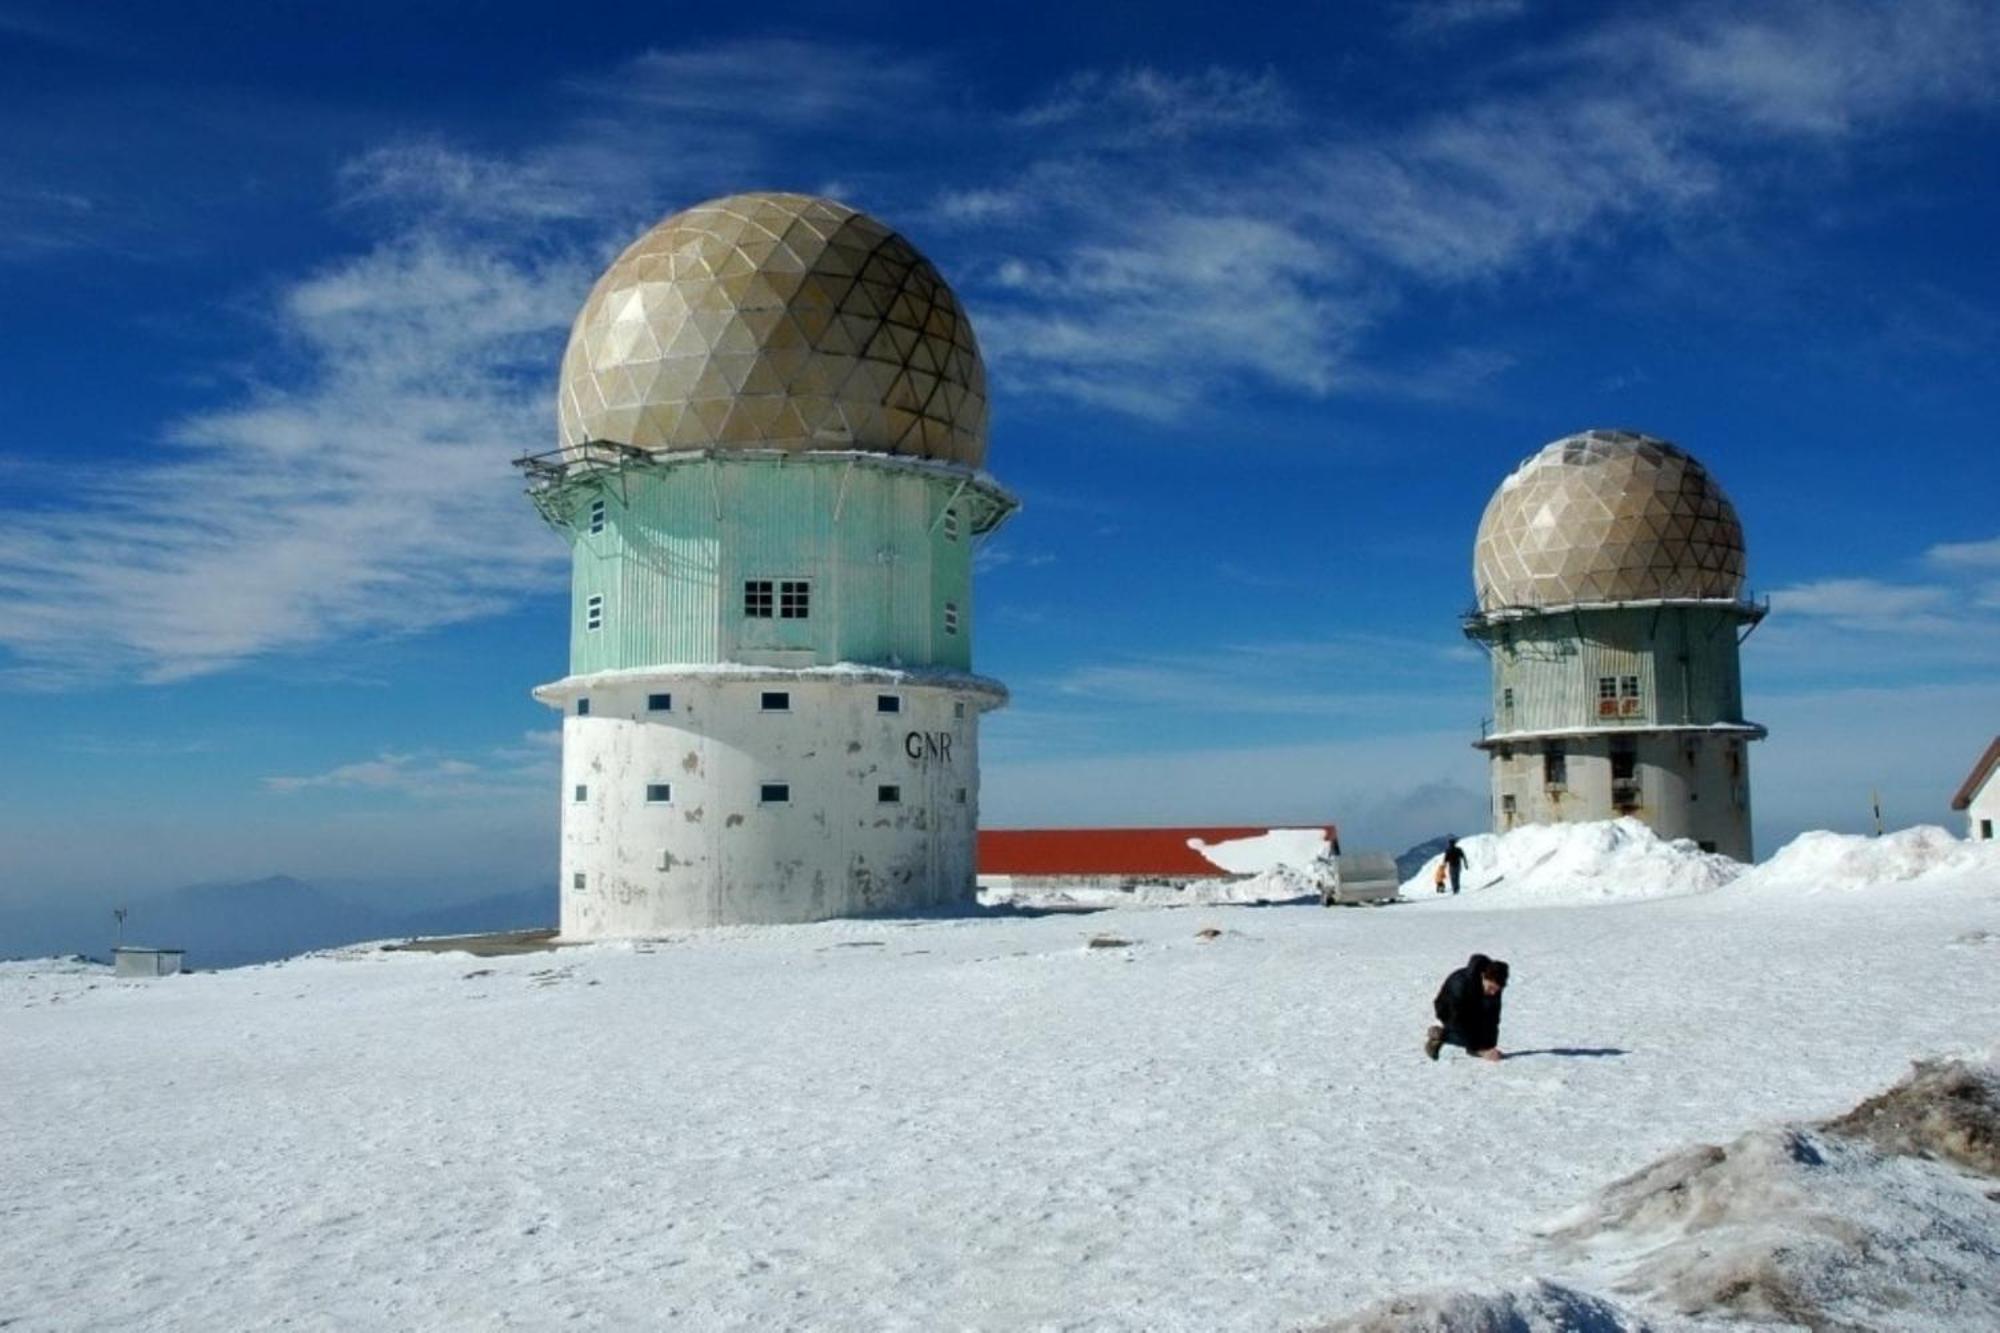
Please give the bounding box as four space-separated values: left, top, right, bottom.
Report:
1399 816 1745 905
978 863 1320 909
1729 823 2000 895
4 831 1998 1330
1186 826 1331 874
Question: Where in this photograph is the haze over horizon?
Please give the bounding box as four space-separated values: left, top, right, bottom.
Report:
2 0 1997 912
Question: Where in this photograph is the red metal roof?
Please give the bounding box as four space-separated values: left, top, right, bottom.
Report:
978 826 1337 877
1951 735 2000 811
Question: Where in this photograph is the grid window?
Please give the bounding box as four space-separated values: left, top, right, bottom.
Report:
571 872 586 892
943 601 959 636
759 781 790 805
942 508 959 541
586 595 604 632
588 499 606 535
647 692 672 712
743 580 774 618
645 783 672 804
573 784 588 803
779 580 810 620
1597 676 1618 700
760 690 790 713
878 784 901 804
1501 686 1515 710
1619 675 1641 698
575 697 590 717
877 694 902 714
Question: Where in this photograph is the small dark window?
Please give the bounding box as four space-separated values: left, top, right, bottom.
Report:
647 692 672 712
779 580 810 620
1698 840 1718 853
1501 686 1515 710
954 786 967 805
953 701 966 720
942 508 959 541
743 580 774 618
877 694 901 714
1619 675 1640 699
760 690 790 713
645 783 671 804
1500 794 1517 815
573 784 588 803
571 872 586 891
1981 819 1993 840
759 782 790 805
588 498 606 535
1611 747 1637 782
877 784 901 804
1544 747 1567 789
586 595 604 632
575 698 590 717
943 601 959 636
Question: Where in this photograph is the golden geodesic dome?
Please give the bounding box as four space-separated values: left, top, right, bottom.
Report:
556 192 988 467
1473 429 1747 612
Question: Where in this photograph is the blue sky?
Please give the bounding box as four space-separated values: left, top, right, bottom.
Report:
2 0 1997 907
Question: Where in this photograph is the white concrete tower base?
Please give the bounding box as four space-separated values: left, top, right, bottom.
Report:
534 667 1000 936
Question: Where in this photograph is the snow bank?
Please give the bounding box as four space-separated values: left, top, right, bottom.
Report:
1399 818 1745 906
1542 1059 2000 1331
1731 825 2000 896
1186 827 1330 875
978 863 1319 910
1312 1279 1645 1331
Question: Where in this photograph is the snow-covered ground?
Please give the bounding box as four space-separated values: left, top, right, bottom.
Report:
4 826 1998 1330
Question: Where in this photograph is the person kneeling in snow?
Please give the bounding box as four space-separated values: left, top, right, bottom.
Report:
1425 953 1509 1062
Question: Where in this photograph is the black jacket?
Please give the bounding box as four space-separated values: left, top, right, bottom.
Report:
1433 952 1503 1051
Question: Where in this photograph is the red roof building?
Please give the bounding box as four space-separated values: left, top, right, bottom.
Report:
978 826 1339 879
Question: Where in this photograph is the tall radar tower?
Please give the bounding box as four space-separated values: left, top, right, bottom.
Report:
1465 429 1765 859
517 193 1016 935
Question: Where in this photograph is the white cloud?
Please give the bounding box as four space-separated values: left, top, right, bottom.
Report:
266 735 557 799
1928 535 2000 570
0 231 584 684
1396 0 1530 40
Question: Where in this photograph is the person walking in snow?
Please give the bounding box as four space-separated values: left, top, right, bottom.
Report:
1425 953 1509 1062
1441 837 1469 895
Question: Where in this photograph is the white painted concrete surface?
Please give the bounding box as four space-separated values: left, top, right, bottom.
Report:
534 668 1002 935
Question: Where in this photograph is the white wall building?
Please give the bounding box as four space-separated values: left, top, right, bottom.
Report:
1950 736 2000 842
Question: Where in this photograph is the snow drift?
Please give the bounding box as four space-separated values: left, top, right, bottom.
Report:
1542 1058 2000 1330
1398 818 1744 906
978 863 1319 910
1730 824 2000 896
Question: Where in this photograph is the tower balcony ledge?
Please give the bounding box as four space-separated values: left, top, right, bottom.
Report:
1462 595 1769 636
533 661 1009 709
1474 719 1768 750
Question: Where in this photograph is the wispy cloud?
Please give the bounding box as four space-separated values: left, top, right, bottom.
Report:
0 232 584 684
1759 535 2000 677
265 731 558 799
1928 535 2000 570
1396 0 1530 41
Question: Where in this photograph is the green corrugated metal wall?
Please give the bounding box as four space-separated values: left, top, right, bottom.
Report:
562 458 976 674
1488 606 1746 734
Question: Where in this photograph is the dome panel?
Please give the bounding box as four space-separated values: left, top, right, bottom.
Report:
557 192 988 466
1473 429 1747 611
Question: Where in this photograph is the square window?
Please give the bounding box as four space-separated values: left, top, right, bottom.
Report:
571 872 586 891
877 694 902 714
1981 819 1993 840
1620 675 1641 698
586 595 604 632
779 580 810 620
575 697 590 717
943 601 959 636
1544 748 1567 789
759 781 790 805
573 784 588 803
953 701 966 719
647 692 672 712
954 786 967 805
760 690 790 713
588 498 606 535
743 580 774 618
1500 794 1517 814
878 784 901 804
1597 676 1618 700
645 783 671 804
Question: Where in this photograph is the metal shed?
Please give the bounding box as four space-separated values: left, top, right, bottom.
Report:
113 947 185 978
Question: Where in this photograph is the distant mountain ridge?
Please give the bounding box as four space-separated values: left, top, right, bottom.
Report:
0 876 552 970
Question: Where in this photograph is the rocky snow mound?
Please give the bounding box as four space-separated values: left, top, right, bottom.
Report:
1399 817 1744 906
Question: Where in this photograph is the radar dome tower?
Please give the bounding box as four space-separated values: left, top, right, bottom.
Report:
1465 429 1765 859
518 193 1016 934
